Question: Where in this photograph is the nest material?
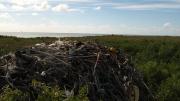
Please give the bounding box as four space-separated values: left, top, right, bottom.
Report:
0 40 153 101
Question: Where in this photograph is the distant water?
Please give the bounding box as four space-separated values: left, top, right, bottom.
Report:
0 32 103 38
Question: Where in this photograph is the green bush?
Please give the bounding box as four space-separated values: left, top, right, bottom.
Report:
0 86 29 101
0 80 89 101
157 76 180 101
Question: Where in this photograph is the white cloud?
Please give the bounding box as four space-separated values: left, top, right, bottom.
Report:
1 0 180 13
16 13 22 16
11 0 47 6
0 3 7 10
62 0 95 3
52 4 79 12
95 2 180 10
0 13 12 19
32 12 39 16
115 3 180 10
33 1 50 11
0 13 14 22
9 0 50 11
163 22 171 28
94 6 101 10
11 5 25 11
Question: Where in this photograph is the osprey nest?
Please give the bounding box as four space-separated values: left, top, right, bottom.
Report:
0 40 153 101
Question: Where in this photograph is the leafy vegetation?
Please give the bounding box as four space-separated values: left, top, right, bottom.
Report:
0 80 88 101
0 36 56 56
0 35 180 101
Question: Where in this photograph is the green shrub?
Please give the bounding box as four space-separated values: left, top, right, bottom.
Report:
157 76 180 101
0 86 29 101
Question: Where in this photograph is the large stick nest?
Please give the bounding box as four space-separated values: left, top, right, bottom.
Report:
0 40 153 101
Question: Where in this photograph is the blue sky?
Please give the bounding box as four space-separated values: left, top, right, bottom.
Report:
0 0 180 35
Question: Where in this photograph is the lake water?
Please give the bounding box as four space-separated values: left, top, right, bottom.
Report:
0 32 104 38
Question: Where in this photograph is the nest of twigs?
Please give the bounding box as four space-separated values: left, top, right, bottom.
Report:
0 40 153 101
